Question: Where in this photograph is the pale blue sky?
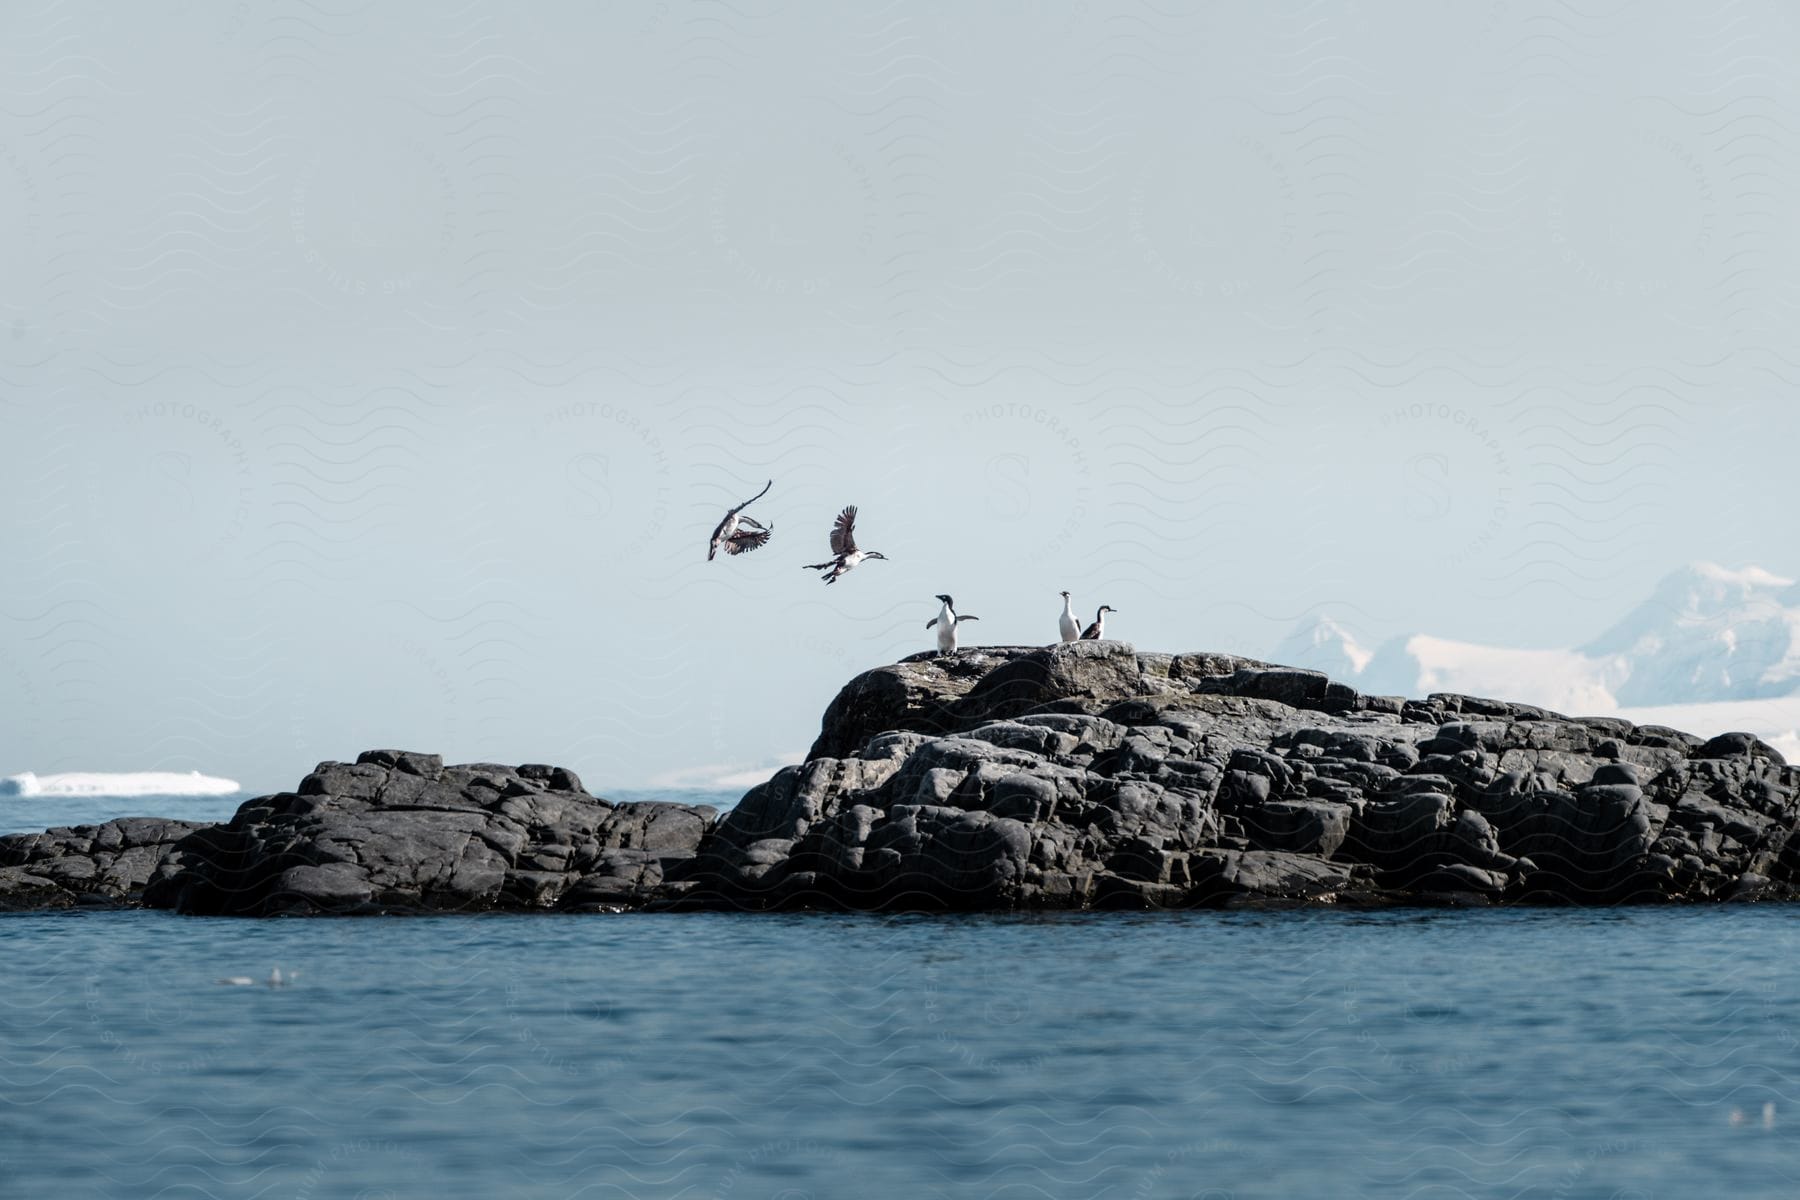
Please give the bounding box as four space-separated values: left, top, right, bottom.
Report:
2 2 1796 788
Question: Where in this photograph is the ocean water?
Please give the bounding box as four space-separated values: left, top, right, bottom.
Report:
5 792 1800 1198
4 904 1799 1198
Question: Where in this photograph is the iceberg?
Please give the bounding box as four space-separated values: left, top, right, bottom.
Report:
0 770 241 798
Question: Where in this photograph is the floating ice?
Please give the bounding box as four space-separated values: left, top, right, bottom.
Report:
0 770 241 798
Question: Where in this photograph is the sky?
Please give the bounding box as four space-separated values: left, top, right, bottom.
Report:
2 1 1798 790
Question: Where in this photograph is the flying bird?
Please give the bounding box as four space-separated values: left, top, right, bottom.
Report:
1079 605 1117 640
708 479 774 560
925 594 979 655
1057 591 1079 643
803 505 887 584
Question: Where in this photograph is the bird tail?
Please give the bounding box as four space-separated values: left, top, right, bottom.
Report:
803 561 834 571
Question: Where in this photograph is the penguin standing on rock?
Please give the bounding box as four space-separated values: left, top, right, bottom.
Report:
1079 605 1117 640
1057 591 1080 643
926 594 979 655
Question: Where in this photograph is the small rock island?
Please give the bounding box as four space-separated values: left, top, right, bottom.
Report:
3 643 1794 915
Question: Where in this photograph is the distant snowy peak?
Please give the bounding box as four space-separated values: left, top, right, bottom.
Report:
1678 562 1791 589
1271 562 1800 711
1590 561 1793 647
1583 562 1800 705
1272 615 1372 679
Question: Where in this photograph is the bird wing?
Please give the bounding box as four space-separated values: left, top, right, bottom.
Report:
829 505 859 556
1080 621 1099 639
730 478 773 514
724 527 772 555
925 617 938 629
958 614 979 622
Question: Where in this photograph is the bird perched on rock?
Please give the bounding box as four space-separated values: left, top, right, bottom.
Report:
925 594 979 655
1079 605 1117 640
707 479 774 560
1057 591 1079 643
803 504 887 584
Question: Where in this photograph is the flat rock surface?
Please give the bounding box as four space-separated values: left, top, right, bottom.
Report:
3 644 1795 914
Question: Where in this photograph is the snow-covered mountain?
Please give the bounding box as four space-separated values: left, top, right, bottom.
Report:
1581 563 1800 705
1271 615 1372 684
1276 563 1800 713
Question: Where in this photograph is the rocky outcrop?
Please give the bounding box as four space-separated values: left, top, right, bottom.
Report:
675 642 1800 910
3 643 1795 915
806 643 1276 760
0 818 211 910
138 751 714 915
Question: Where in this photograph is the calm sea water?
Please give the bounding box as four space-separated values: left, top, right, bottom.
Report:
4 795 1799 1198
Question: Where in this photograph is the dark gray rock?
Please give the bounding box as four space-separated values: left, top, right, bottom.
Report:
1241 799 1353 857
0 818 211 910
356 749 444 778
1187 850 1369 904
1697 731 1784 761
672 644 1800 911
135 756 717 916
7 644 1798 916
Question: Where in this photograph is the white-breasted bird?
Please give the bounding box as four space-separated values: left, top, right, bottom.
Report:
803 504 887 584
1057 591 1080 643
925 594 979 655
1079 605 1117 640
707 479 773 560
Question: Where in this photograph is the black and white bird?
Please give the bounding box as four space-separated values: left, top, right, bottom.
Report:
803 504 887 584
925 594 979 655
1079 605 1117 640
707 479 773 560
1057 591 1080 643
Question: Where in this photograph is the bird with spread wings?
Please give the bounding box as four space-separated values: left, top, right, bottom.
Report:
707 480 774 560
802 504 888 584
